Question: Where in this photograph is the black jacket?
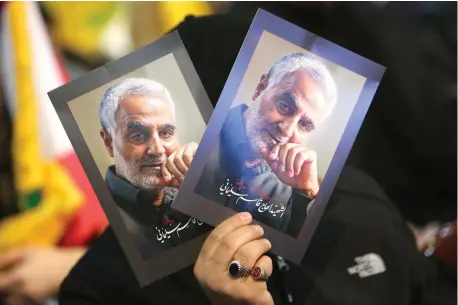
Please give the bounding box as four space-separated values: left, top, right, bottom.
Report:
179 2 457 225
59 167 452 305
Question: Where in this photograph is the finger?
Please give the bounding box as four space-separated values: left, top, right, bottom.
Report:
161 157 173 182
260 147 270 161
199 212 253 260
212 224 265 268
172 146 188 177
260 145 278 165
294 149 315 176
154 177 180 188
285 146 303 178
268 144 281 162
293 152 307 177
0 250 26 270
166 151 184 182
233 238 272 270
4 293 34 305
253 255 273 279
182 142 197 167
0 273 21 293
277 144 291 173
270 160 281 173
3 295 22 305
261 148 279 172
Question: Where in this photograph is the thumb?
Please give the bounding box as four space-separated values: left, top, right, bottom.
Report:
261 147 270 161
0 248 27 270
261 148 275 166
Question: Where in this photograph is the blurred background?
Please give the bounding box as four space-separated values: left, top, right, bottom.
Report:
43 2 232 76
0 2 456 305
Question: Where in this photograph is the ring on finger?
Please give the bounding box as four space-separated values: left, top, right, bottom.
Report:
228 260 251 279
251 266 269 281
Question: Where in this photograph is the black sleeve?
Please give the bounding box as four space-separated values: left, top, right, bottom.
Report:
59 274 108 305
59 226 212 305
59 228 148 305
282 167 445 305
412 256 457 305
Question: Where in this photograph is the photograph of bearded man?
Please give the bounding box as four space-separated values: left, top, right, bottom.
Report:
99 78 209 259
194 53 337 237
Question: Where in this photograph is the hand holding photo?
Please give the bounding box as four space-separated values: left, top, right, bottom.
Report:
48 32 213 286
172 9 386 264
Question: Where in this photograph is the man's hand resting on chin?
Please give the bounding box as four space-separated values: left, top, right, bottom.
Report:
262 143 319 198
155 142 198 188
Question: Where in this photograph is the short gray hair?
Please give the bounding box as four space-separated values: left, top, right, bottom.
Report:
99 78 175 136
266 53 338 107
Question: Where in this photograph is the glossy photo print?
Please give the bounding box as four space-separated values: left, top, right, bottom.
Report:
48 31 214 286
172 9 386 264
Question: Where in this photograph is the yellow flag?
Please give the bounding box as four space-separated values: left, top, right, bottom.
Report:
0 2 82 252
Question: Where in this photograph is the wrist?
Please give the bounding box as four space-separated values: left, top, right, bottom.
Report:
61 247 87 263
298 184 319 198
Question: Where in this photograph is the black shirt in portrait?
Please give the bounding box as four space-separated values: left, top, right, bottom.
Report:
105 166 211 260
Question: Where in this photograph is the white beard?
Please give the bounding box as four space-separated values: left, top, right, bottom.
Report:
113 145 163 192
244 98 278 157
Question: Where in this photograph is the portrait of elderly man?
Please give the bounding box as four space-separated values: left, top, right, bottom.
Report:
99 78 209 259
194 53 337 236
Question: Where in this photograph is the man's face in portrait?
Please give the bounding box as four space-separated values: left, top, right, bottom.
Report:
244 69 332 155
101 95 179 191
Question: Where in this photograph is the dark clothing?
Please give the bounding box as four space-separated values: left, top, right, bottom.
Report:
0 85 17 219
194 104 312 235
60 167 444 305
184 2 457 225
60 3 456 305
105 166 211 260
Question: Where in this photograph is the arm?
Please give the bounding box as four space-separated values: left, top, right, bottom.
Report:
59 228 145 305
293 167 443 305
59 272 108 305
0 246 87 304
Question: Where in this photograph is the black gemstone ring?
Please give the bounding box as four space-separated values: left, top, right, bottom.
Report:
228 260 251 279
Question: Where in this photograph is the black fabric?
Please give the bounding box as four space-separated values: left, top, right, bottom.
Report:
0 81 17 219
59 3 456 305
59 167 446 305
198 2 457 226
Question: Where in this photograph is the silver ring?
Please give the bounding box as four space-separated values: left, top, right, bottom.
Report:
228 260 251 279
251 266 269 281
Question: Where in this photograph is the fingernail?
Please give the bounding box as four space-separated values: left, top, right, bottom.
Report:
269 153 276 160
280 164 285 172
164 175 171 182
255 225 264 234
264 238 272 249
289 170 294 177
240 212 252 221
